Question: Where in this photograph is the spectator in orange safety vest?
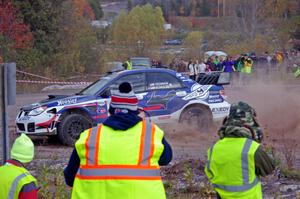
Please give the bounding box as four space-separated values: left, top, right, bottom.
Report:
64 82 173 199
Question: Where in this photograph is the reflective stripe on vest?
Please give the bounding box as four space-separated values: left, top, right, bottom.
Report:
208 139 259 192
77 167 160 180
79 120 158 179
206 144 214 173
139 121 155 166
8 172 28 199
85 126 102 166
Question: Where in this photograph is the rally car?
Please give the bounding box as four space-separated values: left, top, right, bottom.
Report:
16 68 230 146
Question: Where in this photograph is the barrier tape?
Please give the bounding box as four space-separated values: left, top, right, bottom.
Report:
16 80 92 85
16 70 52 80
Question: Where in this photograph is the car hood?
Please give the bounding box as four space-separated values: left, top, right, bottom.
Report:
21 94 96 111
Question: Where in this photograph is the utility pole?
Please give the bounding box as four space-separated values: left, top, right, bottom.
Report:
1 63 16 164
217 0 220 18
223 0 226 17
1 64 9 164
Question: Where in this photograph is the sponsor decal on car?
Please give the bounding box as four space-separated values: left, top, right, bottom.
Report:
148 82 172 90
147 91 176 109
208 94 223 103
176 91 187 97
183 84 210 100
208 98 223 103
212 107 230 113
19 116 31 121
57 98 77 106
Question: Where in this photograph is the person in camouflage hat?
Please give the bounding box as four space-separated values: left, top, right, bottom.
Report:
218 101 263 142
205 101 274 199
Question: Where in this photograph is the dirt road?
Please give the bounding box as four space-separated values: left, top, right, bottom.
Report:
8 82 300 162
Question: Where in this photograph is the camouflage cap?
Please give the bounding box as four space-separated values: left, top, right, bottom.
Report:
218 101 263 142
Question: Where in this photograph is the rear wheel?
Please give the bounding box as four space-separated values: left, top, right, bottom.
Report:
179 105 213 132
58 114 92 146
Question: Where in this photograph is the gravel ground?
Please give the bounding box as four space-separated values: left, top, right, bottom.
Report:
1 79 300 198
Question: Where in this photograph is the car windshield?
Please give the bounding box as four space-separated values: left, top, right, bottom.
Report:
131 58 151 67
77 74 116 95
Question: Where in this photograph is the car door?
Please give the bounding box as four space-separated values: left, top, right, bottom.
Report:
141 71 187 120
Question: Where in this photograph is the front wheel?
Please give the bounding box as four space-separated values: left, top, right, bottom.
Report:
58 114 92 146
179 106 213 132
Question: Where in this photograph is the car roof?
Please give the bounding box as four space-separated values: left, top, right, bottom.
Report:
110 68 177 76
130 57 150 60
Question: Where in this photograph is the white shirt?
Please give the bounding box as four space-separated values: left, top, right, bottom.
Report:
197 63 206 73
267 56 272 63
188 63 197 76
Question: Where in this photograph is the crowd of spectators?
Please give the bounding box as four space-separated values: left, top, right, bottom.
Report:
168 49 300 81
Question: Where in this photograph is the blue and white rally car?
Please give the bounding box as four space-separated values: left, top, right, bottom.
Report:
16 68 230 145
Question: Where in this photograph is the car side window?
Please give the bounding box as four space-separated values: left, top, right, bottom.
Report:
109 73 146 93
146 72 183 90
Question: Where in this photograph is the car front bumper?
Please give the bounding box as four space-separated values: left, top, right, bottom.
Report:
15 110 58 135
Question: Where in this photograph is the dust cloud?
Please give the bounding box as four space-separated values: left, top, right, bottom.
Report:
161 71 300 160
227 73 300 141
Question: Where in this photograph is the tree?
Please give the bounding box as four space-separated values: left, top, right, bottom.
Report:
127 0 133 11
285 16 300 50
73 0 95 19
51 0 102 75
184 31 203 58
200 0 211 16
13 0 65 54
111 4 165 55
0 1 32 51
160 0 171 21
88 0 103 19
230 0 291 39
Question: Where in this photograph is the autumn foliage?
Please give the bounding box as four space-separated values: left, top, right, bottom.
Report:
0 1 32 49
74 0 95 20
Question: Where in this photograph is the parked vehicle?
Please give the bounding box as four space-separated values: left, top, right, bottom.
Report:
16 68 230 146
106 61 124 72
130 57 152 68
164 39 183 45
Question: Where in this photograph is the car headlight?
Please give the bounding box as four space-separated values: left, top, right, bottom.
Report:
28 106 47 116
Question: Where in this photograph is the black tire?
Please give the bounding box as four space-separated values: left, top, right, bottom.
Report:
179 105 213 132
58 114 92 146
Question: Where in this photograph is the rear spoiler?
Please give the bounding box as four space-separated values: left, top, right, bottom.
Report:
196 72 231 85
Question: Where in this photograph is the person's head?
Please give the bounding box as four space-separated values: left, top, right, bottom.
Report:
218 101 263 143
11 133 34 164
109 82 139 115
